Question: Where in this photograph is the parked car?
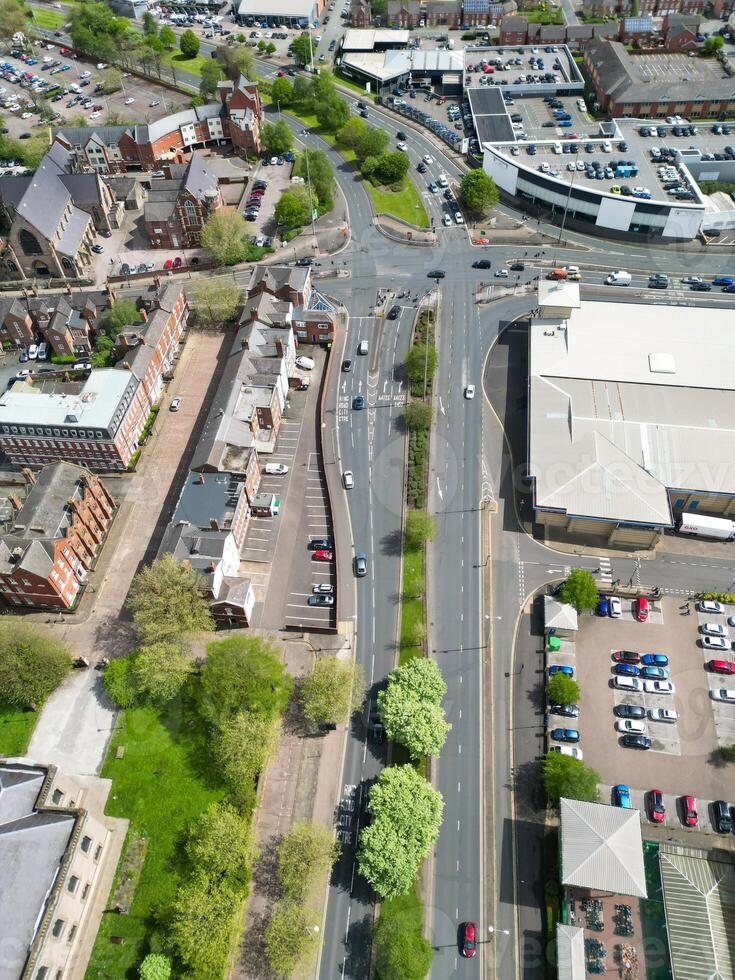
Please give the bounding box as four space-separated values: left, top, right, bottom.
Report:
703 636 731 651
597 596 609 616
708 660 735 674
613 784 631 808
641 666 669 680
614 663 640 677
647 789 666 823
698 600 724 614
548 703 579 717
615 719 647 734
643 680 675 694
296 355 315 370
312 583 334 594
712 799 733 834
548 744 583 759
621 733 652 749
614 703 645 719
680 795 698 827
169 397 182 412
710 688 735 702
614 675 642 692
633 597 649 622
551 728 579 743
308 594 334 606
264 463 289 475
641 654 669 666
613 650 640 664
548 665 574 677
608 596 622 618
355 553 367 577
701 622 729 637
312 549 334 562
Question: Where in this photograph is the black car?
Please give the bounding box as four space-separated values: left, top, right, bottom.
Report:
396 130 407 140
417 161 427 173
473 259 491 269
621 733 652 750
308 537 333 551
387 305 401 320
614 703 646 720
712 800 733 833
690 282 712 291
296 257 314 267
443 189 453 200
648 279 668 290
549 703 580 717
428 269 446 278
342 359 352 372
510 261 525 271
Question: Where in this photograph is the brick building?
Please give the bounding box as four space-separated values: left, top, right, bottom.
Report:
247 263 339 344
144 153 221 249
2 293 100 356
0 462 115 609
499 14 530 43
663 12 700 49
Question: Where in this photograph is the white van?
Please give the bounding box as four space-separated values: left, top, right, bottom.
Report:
605 270 631 286
358 340 369 355
553 142 562 154
36 341 49 360
295 355 315 370
437 174 449 188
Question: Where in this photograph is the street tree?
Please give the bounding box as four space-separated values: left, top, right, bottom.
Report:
99 68 122 94
103 657 138 708
260 119 293 156
143 10 157 34
216 44 256 82
547 673 581 706
139 953 172 980
0 624 71 708
294 148 334 208
459 170 499 214
355 125 390 161
336 116 366 149
704 35 724 56
405 510 435 550
199 59 222 100
0 0 26 41
316 95 350 133
542 751 600 805
187 801 256 888
132 642 190 704
127 554 214 645
274 190 310 230
558 568 598 613
270 76 293 106
300 655 363 726
291 74 313 105
144 33 165 54
200 209 249 266
179 28 200 59
169 875 240 979
159 25 176 49
358 765 443 899
264 899 319 978
18 135 50 172
278 821 340 900
404 342 436 389
199 636 293 725
290 32 314 66
190 276 241 329
405 401 431 432
373 898 433 980
213 710 280 809
375 150 410 185
265 41 277 56
378 658 449 760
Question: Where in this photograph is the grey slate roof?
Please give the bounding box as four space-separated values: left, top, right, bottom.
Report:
0 175 32 210
183 152 218 201
16 158 71 240
53 125 129 148
55 206 91 257
172 471 243 530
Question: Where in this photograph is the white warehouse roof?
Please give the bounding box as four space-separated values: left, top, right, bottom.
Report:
560 798 647 898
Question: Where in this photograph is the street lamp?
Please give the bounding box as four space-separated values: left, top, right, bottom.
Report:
487 926 510 937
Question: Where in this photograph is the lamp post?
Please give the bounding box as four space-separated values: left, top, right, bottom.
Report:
557 164 576 246
487 926 510 938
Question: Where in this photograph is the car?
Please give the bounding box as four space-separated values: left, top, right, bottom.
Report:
342 470 354 489
698 599 725 614
708 659 735 674
681 275 704 285
387 305 400 320
615 719 647 734
473 259 492 269
163 259 173 270
613 784 631 808
169 397 182 412
464 385 475 399
614 663 641 677
124 97 134 105
680 795 698 827
690 282 712 292
494 269 509 278
712 800 733 834
308 594 334 606
417 161 427 173
609 596 622 618
396 141 407 151
423 153 433 164
264 463 288 475
649 708 678 723
614 675 642 692
551 728 580 743
442 214 452 226
633 597 649 622
703 636 731 651
641 666 669 680
622 733 652 749
313 583 334 594
90 243 104 254
641 654 669 667
428 270 445 278
342 359 352 372
149 100 160 107
73 360 91 371
460 921 477 958
27 344 38 360
647 789 666 823
548 744 583 759
353 395 365 410
355 553 367 577
614 703 646 719
702 622 729 637
510 261 525 271
643 679 675 694
312 549 334 562
710 688 735 702
308 537 333 551
596 595 609 616
548 665 574 677
713 276 734 285
549 703 579 717
295 356 315 370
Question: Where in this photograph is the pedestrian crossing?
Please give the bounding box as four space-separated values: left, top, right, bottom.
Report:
598 557 613 584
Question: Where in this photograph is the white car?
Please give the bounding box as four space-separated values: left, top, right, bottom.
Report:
614 676 642 692
602 141 611 152
80 70 91 78
643 680 675 695
149 100 160 107
548 745 583 760
609 596 622 618
454 213 464 224
648 708 678 723
698 600 724 614
494 269 509 278
615 719 646 734
396 142 407 151
681 276 704 286
169 397 182 411
710 688 735 703
96 63 108 69
703 635 730 650
423 154 433 164
295 355 315 370
313 583 334 594
701 623 728 637
90 112 101 119
442 214 452 226
27 344 38 360
464 385 475 399
124 97 135 105
264 463 288 475
342 469 354 489
437 174 448 188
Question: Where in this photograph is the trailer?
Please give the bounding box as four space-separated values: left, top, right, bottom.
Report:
676 512 735 541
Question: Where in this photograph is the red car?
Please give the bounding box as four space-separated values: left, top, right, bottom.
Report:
473 237 490 245
634 597 649 622
708 660 735 674
163 258 173 270
460 921 477 958
173 256 182 268
613 650 640 664
312 549 334 562
647 789 665 823
680 795 698 827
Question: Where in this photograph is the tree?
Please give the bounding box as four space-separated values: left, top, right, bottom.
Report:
190 276 241 330
405 401 431 432
199 59 222 99
355 125 390 161
213 710 280 808
103 657 138 708
145 33 165 54
405 510 435 550
199 636 293 725
547 673 581 706
558 568 598 613
0 625 71 708
405 342 436 389
459 170 499 214
336 116 366 149
270 76 293 106
274 190 310 230
373 898 433 980
265 41 277 56
290 32 314 67
264 899 319 979
704 35 724 56
378 659 450 761
300 655 363 726
720 745 735 763
375 151 410 185
0 0 26 41
361 155 379 181
19 135 49 172
260 119 293 156
294 149 334 208
179 29 200 59
104 298 139 339
69 2 126 62
291 74 313 105
278 822 340 900
358 766 443 899
99 68 122 94
216 45 256 82
142 10 157 34
200 209 248 266
139 954 172 980
187 801 256 888
127 554 214 645
132 642 189 704
169 874 240 979
542 751 600 805
159 25 176 49
315 95 350 133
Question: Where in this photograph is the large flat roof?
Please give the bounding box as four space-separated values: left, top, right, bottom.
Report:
237 0 313 17
0 369 134 431
529 297 735 526
342 28 410 50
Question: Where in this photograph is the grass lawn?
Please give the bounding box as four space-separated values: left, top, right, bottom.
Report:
368 181 429 228
375 884 430 978
0 701 38 756
86 696 226 978
400 546 425 665
162 50 210 78
28 7 68 30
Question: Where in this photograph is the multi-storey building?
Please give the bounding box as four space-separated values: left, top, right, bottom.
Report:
143 153 222 249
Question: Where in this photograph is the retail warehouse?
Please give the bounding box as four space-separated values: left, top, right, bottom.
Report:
235 0 316 27
339 47 465 94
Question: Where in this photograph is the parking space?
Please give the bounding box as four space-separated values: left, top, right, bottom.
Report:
599 784 718 833
244 157 293 238
632 51 722 83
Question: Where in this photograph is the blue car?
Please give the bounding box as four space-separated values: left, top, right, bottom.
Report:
713 276 733 285
641 654 669 667
597 596 609 616
614 663 640 677
551 728 580 743
548 665 574 677
353 395 365 410
641 665 669 680
613 784 632 808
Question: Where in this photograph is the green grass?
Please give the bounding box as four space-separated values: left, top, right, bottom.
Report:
85 696 226 978
367 181 429 228
399 547 425 665
375 884 431 978
0 701 38 756
28 6 68 30
162 50 211 78
524 6 564 22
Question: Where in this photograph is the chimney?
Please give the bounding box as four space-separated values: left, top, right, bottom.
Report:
121 361 132 371
138 307 148 322
210 518 220 531
21 467 36 486
275 337 284 357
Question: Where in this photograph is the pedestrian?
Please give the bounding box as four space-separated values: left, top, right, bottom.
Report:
686 605 691 615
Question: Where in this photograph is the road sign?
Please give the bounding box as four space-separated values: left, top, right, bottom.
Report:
312 208 318 220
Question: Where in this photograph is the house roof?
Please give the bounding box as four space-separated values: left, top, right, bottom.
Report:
543 595 578 632
172 471 244 530
183 152 218 202
16 157 70 240
560 798 647 898
556 924 586 980
55 205 91 258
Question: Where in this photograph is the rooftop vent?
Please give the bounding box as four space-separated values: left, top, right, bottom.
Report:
648 352 676 375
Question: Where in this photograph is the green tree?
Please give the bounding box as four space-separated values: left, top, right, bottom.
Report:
265 41 277 56
405 510 435 550
169 875 240 979
358 766 443 899
213 710 280 809
542 751 600 805
200 209 248 266
190 276 241 329
459 169 499 214
257 39 267 52
145 33 165 54
336 116 366 149
270 76 293 106
291 74 313 105
104 298 139 339
290 32 314 66
704 35 724 56
294 148 334 208
547 673 581 707
143 10 157 34
69 2 126 62
159 25 176 49
199 636 293 725
361 154 379 181
373 896 433 980
405 342 436 390
99 68 122 94
187 801 256 888
274 190 310 230
132 642 189 704
127 554 214 645
260 119 293 156
378 659 449 760
19 134 49 172
405 401 431 432
720 745 735 763
264 899 319 979
558 568 598 613
300 655 363 726
103 657 138 708
139 953 172 980
0 625 71 708
375 151 410 185
278 821 340 900
315 95 350 133
355 125 390 161
0 0 27 41
179 28 200 59
216 45 256 82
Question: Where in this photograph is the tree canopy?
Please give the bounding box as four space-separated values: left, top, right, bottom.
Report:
300 655 363 726
274 189 310 230
216 45 256 82
0 624 71 708
179 28 200 59
131 643 190 704
294 148 335 209
290 32 314 66
315 96 350 133
186 801 255 889
199 59 222 100
264 899 320 978
213 710 280 809
127 553 214 645
104 298 139 340
405 401 431 432
405 510 435 550
200 209 249 266
278 821 340 901
270 76 293 106
378 659 449 760
542 751 600 805
0 0 26 41
373 896 433 980
260 119 294 156
190 277 241 330
547 673 581 707
199 636 293 725
459 170 499 214
139 953 172 980
558 568 598 613
169 874 241 979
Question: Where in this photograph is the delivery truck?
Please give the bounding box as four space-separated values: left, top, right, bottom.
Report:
677 512 735 541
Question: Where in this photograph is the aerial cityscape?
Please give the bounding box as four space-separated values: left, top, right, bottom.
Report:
0 0 735 977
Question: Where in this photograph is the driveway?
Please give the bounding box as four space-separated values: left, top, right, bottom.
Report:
27 330 228 776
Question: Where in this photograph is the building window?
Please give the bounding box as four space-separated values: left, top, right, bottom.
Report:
81 882 91 900
80 835 92 853
51 919 65 938
184 199 197 226
34 969 48 980
52 788 64 805
67 875 79 893
94 844 103 861
67 924 77 943
19 229 42 255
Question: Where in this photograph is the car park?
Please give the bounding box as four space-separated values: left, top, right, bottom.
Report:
640 666 669 680
647 790 666 822
648 708 678 723
548 744 583 759
549 703 579 717
680 795 698 827
615 719 647 734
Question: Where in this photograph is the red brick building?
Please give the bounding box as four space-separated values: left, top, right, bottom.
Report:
0 462 115 609
143 154 222 249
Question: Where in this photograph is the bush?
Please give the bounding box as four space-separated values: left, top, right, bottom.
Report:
0 625 71 708
103 657 139 708
405 401 431 432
